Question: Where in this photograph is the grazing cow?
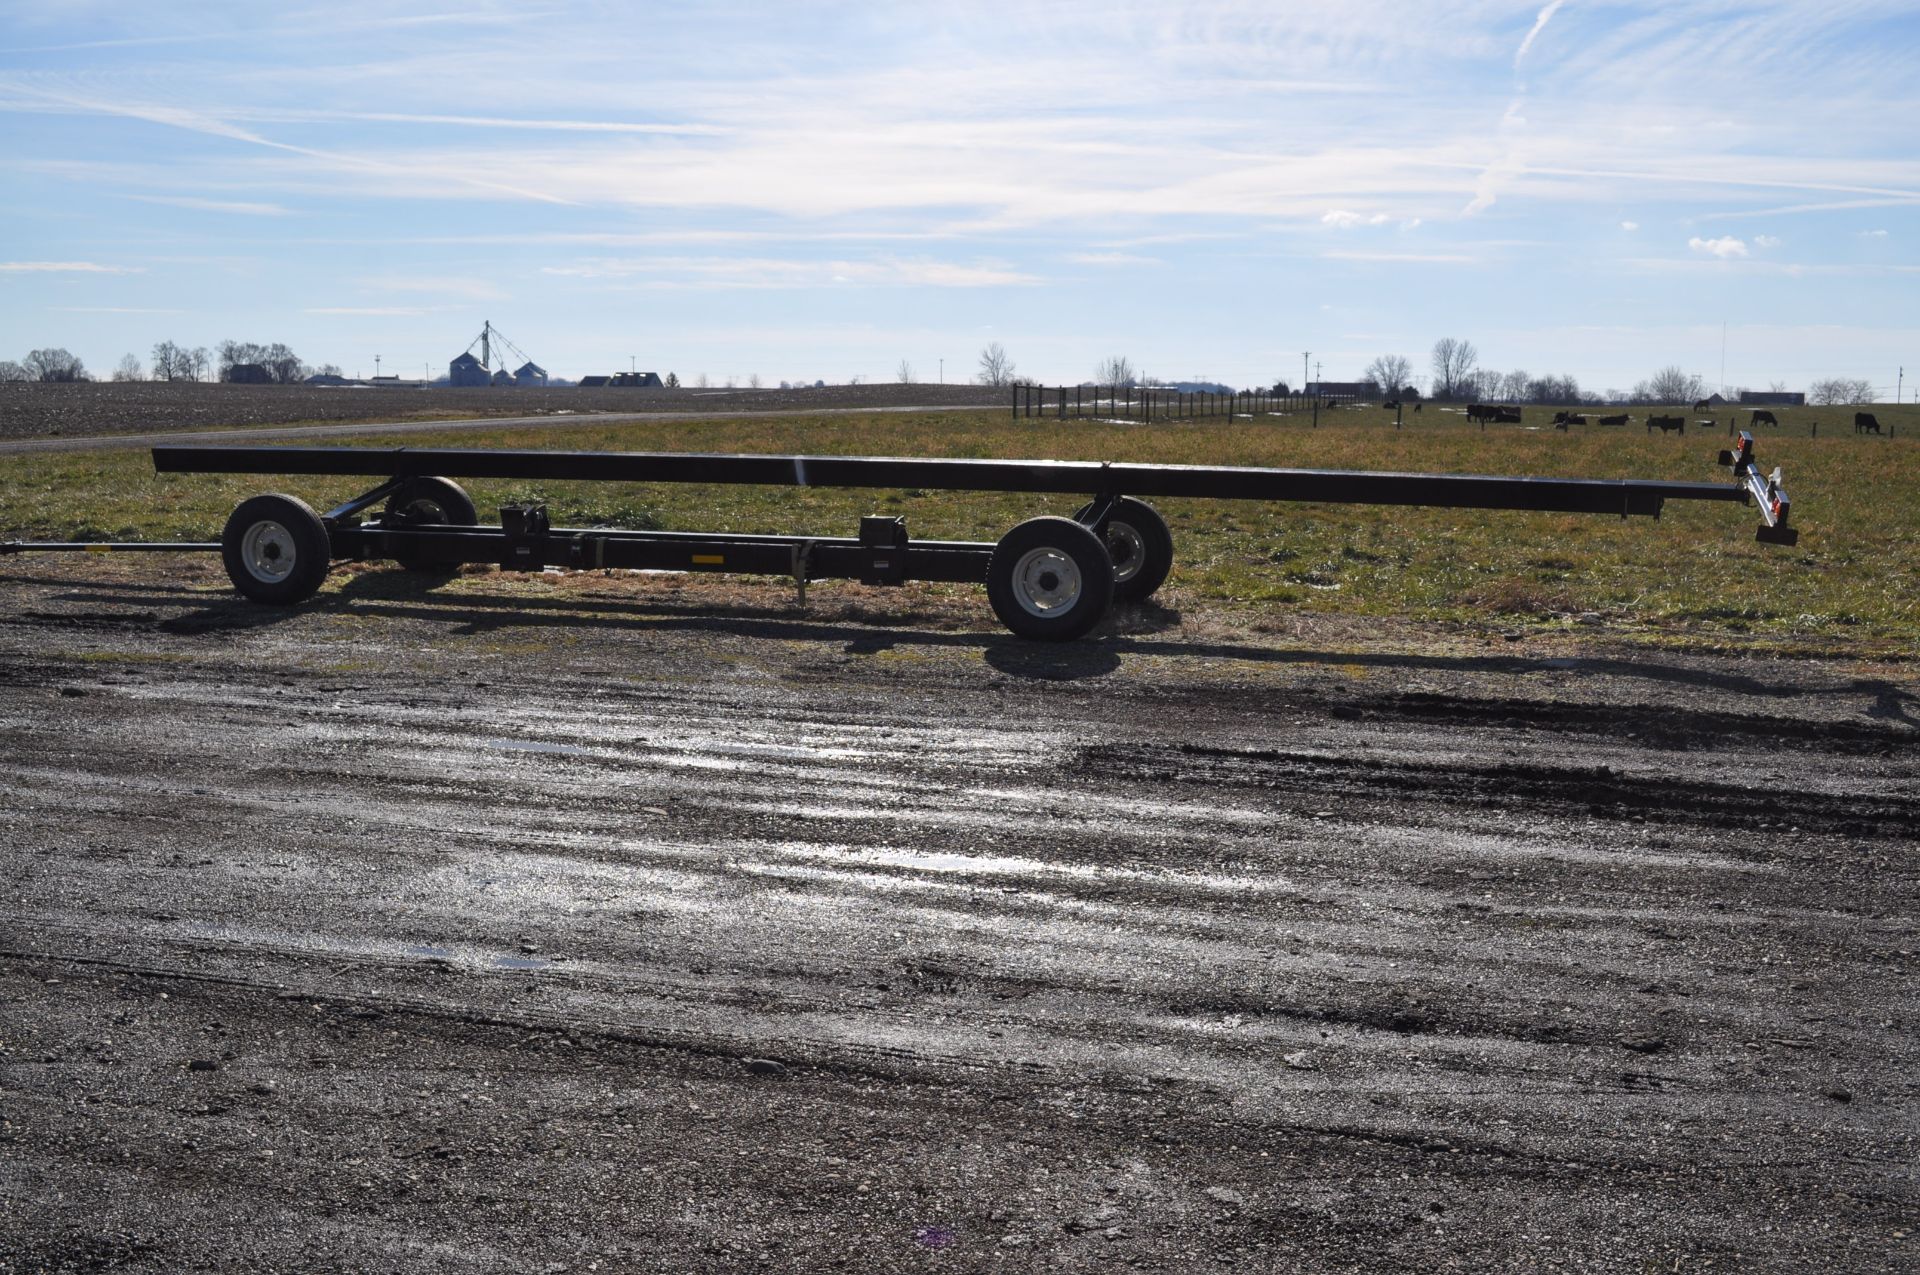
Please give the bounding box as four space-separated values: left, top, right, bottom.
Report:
1647 415 1686 434
1498 407 1523 424
1383 399 1400 411
1413 402 1422 413
1693 399 1711 412
1855 411 1882 434
1551 411 1572 425
1597 413 1628 427
1466 403 1498 424
1750 409 1779 427
1565 413 1588 426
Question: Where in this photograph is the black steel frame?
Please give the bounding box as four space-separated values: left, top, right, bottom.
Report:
3 435 1796 589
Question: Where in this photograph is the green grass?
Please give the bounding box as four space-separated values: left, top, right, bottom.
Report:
4 405 1916 654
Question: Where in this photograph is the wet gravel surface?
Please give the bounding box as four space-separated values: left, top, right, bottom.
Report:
1 559 1915 1273
0 382 1008 445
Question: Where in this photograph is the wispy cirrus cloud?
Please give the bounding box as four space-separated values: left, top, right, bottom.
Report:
129 194 289 215
541 256 1039 288
0 260 144 273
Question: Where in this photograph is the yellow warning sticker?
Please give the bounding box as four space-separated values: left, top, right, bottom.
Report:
691 554 725 565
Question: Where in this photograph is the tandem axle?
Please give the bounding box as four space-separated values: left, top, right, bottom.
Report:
2 433 1794 641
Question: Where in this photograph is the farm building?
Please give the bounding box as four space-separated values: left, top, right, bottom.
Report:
610 371 664 387
490 368 514 386
578 375 610 388
514 361 548 387
448 352 489 387
225 363 271 384
1308 380 1370 401
1741 390 1806 406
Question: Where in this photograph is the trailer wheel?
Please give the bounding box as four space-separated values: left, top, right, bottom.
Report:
222 494 331 605
383 477 477 572
987 516 1114 641
1074 496 1173 603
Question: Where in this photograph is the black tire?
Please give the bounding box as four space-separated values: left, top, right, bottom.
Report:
382 476 477 572
986 516 1115 641
1073 496 1173 603
221 493 331 605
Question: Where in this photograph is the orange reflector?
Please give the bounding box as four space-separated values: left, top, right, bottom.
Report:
691 554 724 565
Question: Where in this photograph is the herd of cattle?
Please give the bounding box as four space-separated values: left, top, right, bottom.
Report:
1444 403 1890 435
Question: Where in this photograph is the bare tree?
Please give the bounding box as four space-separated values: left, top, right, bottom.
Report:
665 372 680 388
1808 376 1874 405
1430 338 1478 401
1496 369 1529 403
747 373 762 389
112 353 144 382
187 347 211 382
1094 354 1136 386
1526 373 1583 405
1363 354 1412 398
24 348 88 382
694 373 709 389
976 342 1015 388
0 360 29 382
1631 366 1705 404
151 340 186 381
896 359 914 384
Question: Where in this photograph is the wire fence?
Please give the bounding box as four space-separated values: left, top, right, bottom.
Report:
1010 385 1336 422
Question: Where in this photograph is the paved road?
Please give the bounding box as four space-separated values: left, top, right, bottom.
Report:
0 402 1001 456
2 559 1915 1272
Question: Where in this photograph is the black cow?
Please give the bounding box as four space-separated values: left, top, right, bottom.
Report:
1551 410 1572 425
1497 407 1522 424
1692 399 1712 412
1856 412 1882 434
1413 402 1422 413
1750 409 1779 427
1382 399 1400 411
1597 414 1629 427
1466 403 1499 424
1647 415 1685 434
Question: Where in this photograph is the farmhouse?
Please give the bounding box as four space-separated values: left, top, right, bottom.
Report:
1741 390 1807 406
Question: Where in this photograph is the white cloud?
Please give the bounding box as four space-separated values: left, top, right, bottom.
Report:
1859 228 1890 237
305 306 452 316
1321 210 1391 228
1321 250 1477 263
129 194 289 215
0 260 145 273
1067 252 1160 267
358 275 507 301
1620 221 1640 231
542 256 1039 289
1688 235 1749 259
1753 234 1782 248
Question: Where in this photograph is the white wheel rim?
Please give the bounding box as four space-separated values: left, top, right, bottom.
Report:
1011 546 1082 618
1104 520 1146 583
240 520 297 583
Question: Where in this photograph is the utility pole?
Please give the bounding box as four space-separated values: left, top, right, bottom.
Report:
1302 351 1309 395
1899 366 1904 404
1314 360 1323 390
630 355 635 375
375 354 381 379
939 358 944 384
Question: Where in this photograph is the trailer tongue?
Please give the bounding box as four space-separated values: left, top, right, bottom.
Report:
6 433 1795 640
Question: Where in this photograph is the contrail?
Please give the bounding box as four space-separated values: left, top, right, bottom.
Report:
1515 0 1569 68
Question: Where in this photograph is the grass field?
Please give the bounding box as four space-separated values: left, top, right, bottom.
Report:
4 404 1915 654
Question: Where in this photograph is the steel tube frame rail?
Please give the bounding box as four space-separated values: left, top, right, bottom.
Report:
153 444 1754 521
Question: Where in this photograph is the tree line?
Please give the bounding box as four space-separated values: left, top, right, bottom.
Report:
0 339 328 385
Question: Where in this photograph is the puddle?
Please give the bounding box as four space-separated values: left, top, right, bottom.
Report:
406 944 453 959
493 955 551 970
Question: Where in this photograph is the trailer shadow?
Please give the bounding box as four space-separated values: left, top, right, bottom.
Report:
15 569 1919 719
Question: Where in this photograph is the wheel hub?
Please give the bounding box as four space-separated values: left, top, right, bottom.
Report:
239 520 297 583
1011 547 1082 618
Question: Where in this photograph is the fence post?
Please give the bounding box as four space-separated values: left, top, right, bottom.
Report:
1058 387 1066 421
1312 397 1318 428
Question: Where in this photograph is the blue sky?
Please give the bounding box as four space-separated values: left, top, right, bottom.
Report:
2 1 1916 395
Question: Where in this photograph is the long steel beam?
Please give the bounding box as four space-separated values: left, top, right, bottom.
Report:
152 445 1747 519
